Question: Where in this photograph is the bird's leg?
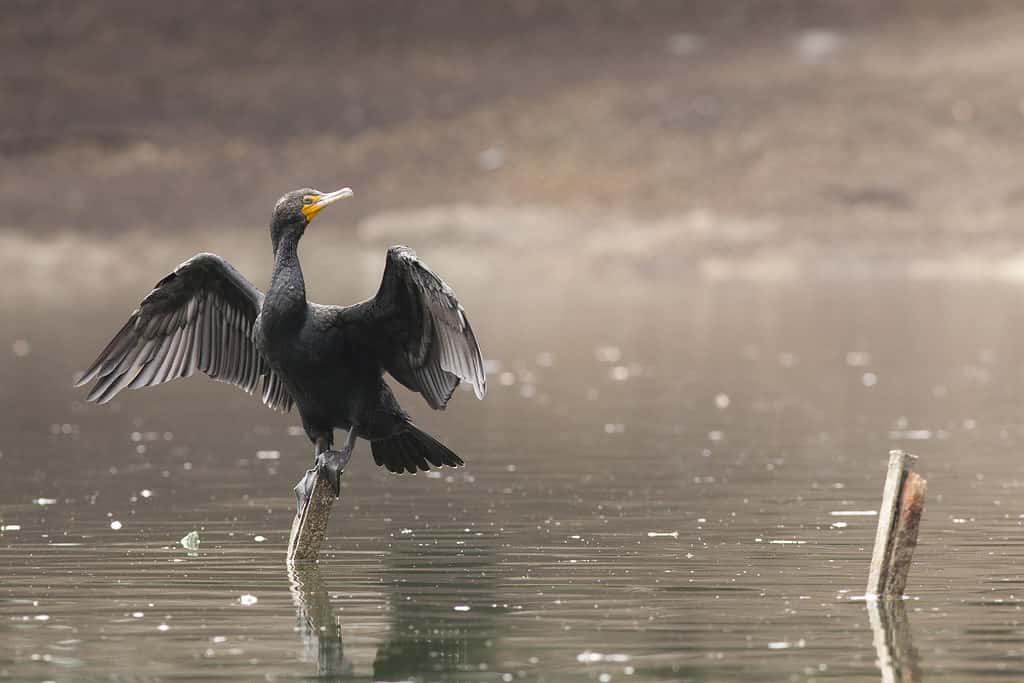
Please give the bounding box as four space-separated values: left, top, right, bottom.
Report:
316 428 357 498
313 435 332 463
295 436 333 512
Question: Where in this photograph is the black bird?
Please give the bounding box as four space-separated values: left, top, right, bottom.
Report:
76 188 486 507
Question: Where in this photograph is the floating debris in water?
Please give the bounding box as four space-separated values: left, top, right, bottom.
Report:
888 429 932 440
140 489 152 498
109 520 123 530
708 430 724 442
609 366 630 381
777 352 798 367
604 423 625 434
845 351 872 367
768 539 805 545
647 531 679 538
767 639 806 649
830 510 876 516
50 423 79 435
595 346 622 363
499 371 516 386
862 372 878 387
253 535 266 543
256 450 280 460
130 431 167 443
157 623 169 632
536 351 554 367
714 393 730 409
1 524 22 531
131 611 144 618
33 498 57 506
11 339 31 357
180 530 200 550
830 521 848 529
577 651 631 663
453 605 471 612
239 594 258 606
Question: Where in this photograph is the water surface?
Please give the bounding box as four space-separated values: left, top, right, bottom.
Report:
3 249 1024 681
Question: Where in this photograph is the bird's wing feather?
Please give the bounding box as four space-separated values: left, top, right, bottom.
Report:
350 246 486 410
76 252 293 413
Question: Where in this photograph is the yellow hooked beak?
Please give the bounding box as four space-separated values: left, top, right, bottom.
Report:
301 187 353 221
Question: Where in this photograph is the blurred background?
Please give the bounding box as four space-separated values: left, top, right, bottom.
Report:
6 2 1024 681
7 0 1024 279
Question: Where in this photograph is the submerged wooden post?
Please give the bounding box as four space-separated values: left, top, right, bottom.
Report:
288 456 347 564
287 563 347 675
866 450 927 599
868 597 922 683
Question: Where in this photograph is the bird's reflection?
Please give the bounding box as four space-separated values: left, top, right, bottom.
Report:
287 563 351 678
287 534 501 681
868 598 922 683
372 537 500 680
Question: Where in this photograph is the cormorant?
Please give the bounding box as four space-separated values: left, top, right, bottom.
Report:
76 188 486 507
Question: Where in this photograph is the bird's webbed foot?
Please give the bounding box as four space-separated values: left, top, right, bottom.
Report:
294 448 353 512
318 448 352 498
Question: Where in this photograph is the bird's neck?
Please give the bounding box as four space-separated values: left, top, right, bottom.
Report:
266 231 307 323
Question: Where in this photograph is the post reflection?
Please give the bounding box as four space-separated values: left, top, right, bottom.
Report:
287 563 350 679
868 599 922 683
287 534 502 681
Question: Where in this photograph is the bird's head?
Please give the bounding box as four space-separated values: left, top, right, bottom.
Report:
271 187 353 249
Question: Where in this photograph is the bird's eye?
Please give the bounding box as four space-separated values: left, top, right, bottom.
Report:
302 196 314 205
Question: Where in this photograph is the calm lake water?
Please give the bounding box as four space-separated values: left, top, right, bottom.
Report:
3 245 1024 681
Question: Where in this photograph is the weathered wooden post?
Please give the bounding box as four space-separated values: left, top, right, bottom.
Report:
287 451 351 563
866 449 928 598
864 450 926 682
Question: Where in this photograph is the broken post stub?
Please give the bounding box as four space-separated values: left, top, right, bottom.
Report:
866 450 928 599
287 465 340 564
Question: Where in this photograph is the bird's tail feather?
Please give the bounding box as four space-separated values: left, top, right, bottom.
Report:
371 425 464 474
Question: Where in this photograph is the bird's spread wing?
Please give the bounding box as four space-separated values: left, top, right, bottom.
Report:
76 252 293 412
353 246 486 410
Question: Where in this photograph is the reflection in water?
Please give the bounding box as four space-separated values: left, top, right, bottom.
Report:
288 564 350 678
869 599 922 683
288 539 499 681
373 536 499 679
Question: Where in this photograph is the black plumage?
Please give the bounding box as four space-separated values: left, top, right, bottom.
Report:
76 188 486 492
